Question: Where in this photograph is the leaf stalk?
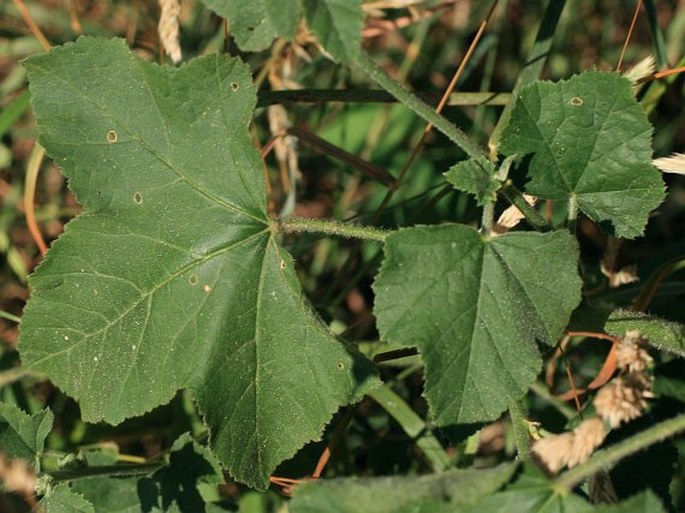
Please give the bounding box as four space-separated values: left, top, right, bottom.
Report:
278 217 389 242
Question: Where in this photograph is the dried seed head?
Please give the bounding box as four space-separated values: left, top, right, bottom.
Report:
653 153 685 175
594 377 648 429
567 417 606 468
622 55 656 85
532 431 575 473
617 330 653 373
492 194 537 235
532 417 607 474
0 451 37 504
158 0 182 64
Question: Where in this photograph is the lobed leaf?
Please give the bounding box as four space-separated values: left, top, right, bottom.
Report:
444 156 499 206
200 0 362 62
500 71 664 238
20 37 378 489
0 403 53 466
373 225 582 425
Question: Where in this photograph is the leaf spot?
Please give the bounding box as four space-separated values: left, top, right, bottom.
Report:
106 130 118 143
133 192 143 205
203 284 212 293
93 356 98 362
570 96 583 106
337 362 345 371
230 82 239 92
64 335 69 341
189 273 198 285
279 260 286 270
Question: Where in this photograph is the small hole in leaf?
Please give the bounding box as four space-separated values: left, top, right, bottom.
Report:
133 192 143 204
279 260 286 270
189 274 198 285
106 130 117 143
570 96 583 106
337 362 345 371
230 82 239 92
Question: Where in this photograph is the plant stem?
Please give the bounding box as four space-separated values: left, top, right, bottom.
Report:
481 202 495 233
45 462 164 482
508 398 531 460
279 217 389 242
369 386 452 471
355 51 487 160
499 184 550 230
256 89 511 108
555 413 685 490
0 310 21 323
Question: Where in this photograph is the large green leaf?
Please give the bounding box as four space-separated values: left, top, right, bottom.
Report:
289 463 518 513
20 37 378 489
200 0 362 62
0 403 53 466
500 71 664 238
373 225 581 425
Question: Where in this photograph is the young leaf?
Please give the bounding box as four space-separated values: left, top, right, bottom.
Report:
20 37 379 490
200 0 362 62
0 403 53 465
40 484 95 513
373 225 581 425
500 71 664 238
289 463 518 513
444 156 499 206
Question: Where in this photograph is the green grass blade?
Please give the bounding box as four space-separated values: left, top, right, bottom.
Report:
489 0 567 153
369 386 452 471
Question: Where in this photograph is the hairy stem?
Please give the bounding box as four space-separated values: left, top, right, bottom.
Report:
279 217 389 242
556 413 685 490
508 399 531 460
355 51 487 160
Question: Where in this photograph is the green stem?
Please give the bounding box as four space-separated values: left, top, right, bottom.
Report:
355 51 487 160
499 184 550 230
279 217 389 242
0 310 21 323
508 399 531 460
369 386 452 471
44 462 164 482
529 381 577 421
481 202 495 233
555 413 685 490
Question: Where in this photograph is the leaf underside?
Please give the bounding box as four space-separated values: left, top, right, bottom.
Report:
20 37 378 489
373 225 582 425
500 71 664 239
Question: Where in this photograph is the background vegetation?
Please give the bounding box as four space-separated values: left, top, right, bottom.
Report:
1 0 684 511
